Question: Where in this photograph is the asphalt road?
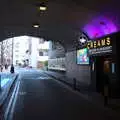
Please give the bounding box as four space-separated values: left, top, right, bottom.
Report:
7 69 120 120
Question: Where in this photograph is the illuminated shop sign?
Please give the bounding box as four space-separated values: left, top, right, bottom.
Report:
87 37 112 55
78 32 89 47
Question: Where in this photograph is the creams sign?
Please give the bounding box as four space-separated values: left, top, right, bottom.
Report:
87 37 112 55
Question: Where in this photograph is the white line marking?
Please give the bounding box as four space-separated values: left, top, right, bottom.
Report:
4 80 20 120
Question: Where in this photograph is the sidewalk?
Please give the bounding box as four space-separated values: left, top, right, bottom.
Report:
0 72 18 107
44 70 120 112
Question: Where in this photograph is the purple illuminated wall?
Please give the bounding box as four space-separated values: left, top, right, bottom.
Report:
83 16 119 39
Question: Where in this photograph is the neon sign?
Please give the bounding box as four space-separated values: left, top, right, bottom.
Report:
87 37 112 55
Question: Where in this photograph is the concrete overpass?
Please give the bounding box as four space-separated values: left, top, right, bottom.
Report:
1 1 120 119
0 0 119 50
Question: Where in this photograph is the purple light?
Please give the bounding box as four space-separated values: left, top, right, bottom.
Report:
83 16 118 39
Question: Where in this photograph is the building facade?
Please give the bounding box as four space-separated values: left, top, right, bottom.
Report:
48 32 120 97
29 37 49 68
0 38 13 66
13 36 49 68
13 36 29 66
48 41 66 71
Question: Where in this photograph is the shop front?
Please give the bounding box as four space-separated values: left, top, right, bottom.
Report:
87 32 119 97
77 32 120 97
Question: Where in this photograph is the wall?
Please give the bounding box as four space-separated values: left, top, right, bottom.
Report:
48 41 66 71
49 41 65 59
13 36 29 65
65 51 91 85
48 58 66 71
48 41 91 86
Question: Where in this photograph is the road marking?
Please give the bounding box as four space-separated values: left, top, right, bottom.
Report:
36 77 51 80
18 92 27 96
4 80 20 120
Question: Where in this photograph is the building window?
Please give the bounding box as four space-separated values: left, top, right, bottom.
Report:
16 60 18 64
15 55 19 58
15 42 19 48
15 50 19 52
43 51 48 56
39 51 43 56
39 39 44 44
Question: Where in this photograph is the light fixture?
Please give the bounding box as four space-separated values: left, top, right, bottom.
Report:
39 3 47 11
40 6 47 11
79 37 86 43
78 33 89 47
33 25 39 28
33 24 39 28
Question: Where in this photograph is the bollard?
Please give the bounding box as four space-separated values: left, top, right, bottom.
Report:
73 78 76 90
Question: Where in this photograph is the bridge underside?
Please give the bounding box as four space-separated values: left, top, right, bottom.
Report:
0 0 120 50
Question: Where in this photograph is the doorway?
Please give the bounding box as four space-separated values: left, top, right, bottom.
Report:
95 55 111 93
96 56 104 93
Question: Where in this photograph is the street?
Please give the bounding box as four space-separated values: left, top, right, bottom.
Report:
6 69 120 120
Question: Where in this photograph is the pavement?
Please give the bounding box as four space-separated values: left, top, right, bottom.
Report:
0 67 18 107
44 70 120 112
2 69 120 120
0 73 18 106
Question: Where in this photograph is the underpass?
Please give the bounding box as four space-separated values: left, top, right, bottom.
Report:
0 0 120 119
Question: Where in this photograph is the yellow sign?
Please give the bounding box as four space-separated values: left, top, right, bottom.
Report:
87 37 111 49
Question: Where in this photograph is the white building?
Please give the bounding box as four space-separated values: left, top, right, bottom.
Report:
13 36 29 65
12 36 50 68
0 38 13 66
29 37 49 68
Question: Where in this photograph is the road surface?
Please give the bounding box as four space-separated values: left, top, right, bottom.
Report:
6 69 120 120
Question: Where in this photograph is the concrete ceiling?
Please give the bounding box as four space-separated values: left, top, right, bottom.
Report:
0 0 120 50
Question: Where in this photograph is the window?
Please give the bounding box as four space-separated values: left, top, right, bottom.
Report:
39 51 43 56
15 50 19 52
15 55 19 58
39 39 44 44
15 42 19 47
43 51 48 56
16 60 18 64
